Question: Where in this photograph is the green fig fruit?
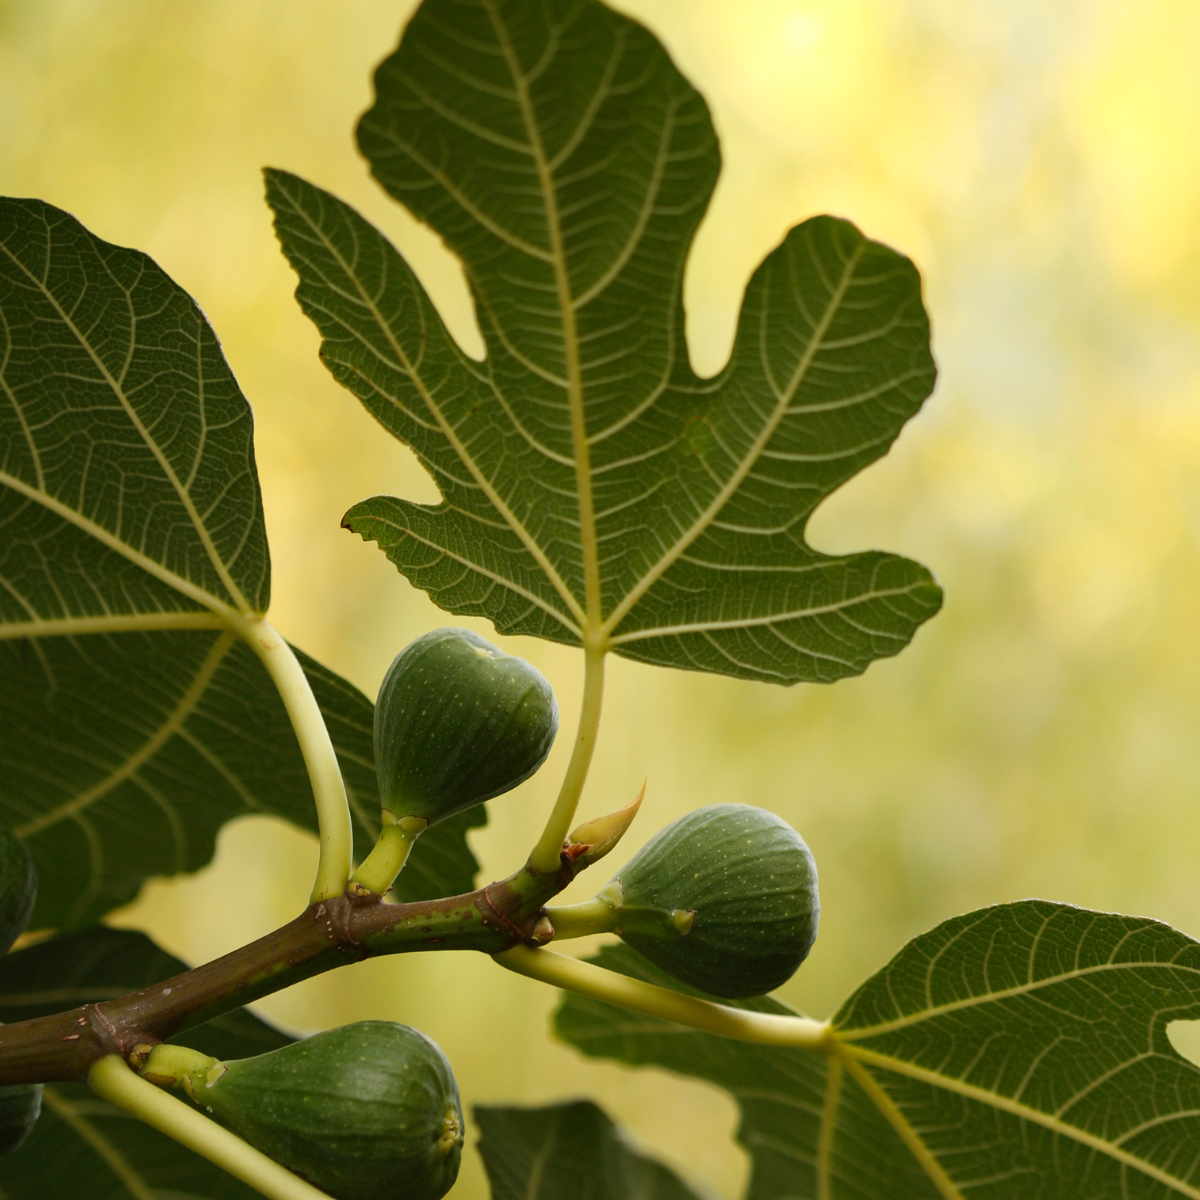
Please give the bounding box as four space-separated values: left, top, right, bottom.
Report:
374 627 558 825
182 1021 462 1200
0 1083 40 1157
611 803 819 999
0 1043 40 1157
0 831 36 956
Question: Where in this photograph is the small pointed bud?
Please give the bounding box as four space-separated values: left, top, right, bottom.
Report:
127 1043 157 1072
527 915 554 945
566 783 645 866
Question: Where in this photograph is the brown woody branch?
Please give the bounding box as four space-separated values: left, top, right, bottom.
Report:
0 852 582 1085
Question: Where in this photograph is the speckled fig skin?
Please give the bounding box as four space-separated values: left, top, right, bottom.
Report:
613 804 819 998
375 627 558 825
0 831 36 957
192 1021 463 1200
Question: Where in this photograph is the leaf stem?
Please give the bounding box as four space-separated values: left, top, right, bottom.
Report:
232 617 353 902
87 1056 333 1200
529 642 606 873
494 946 833 1051
544 889 622 939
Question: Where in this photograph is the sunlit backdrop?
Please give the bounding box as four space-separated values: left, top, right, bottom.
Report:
3 1 1200 1195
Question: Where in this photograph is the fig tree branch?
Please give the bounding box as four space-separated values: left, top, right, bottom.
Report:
0 855 578 1086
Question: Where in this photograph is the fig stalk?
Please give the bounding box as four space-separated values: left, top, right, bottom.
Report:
349 815 428 896
545 883 624 939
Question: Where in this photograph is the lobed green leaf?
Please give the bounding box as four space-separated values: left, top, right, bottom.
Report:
476 1098 707 1200
0 197 482 926
268 0 941 686
557 902 1200 1199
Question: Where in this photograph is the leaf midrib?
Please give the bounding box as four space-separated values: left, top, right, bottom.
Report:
838 956 1200 1041
0 467 237 621
599 238 868 639
275 179 585 636
41 1086 156 1200
0 234 254 617
14 632 235 838
0 612 226 642
483 0 602 635
608 580 927 647
841 1041 1200 1199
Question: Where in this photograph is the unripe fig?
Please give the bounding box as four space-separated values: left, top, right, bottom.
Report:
375 627 558 825
0 1031 40 1156
0 1085 40 1156
0 830 36 956
612 803 819 998
180 1021 462 1200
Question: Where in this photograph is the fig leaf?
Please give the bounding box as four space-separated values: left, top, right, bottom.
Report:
557 902 1200 1199
267 0 941 687
477 1099 707 1200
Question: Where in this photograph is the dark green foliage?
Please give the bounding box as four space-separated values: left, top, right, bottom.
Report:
558 906 1200 1198
0 1082 40 1157
476 1099 706 1200
375 627 557 825
192 1021 462 1200
267 0 941 688
0 831 35 954
0 927 293 1199
0 197 269 622
0 196 483 927
0 633 482 927
613 804 819 998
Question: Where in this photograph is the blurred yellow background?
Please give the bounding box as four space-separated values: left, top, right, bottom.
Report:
4 1 1200 1195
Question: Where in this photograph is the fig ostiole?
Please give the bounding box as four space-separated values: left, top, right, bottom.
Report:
142 1021 463 1200
603 803 820 999
0 830 36 956
373 627 558 831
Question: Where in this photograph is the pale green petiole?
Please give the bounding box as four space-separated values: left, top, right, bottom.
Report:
494 945 832 1051
88 1056 333 1200
529 641 606 874
545 882 623 938
349 814 428 896
230 616 354 904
